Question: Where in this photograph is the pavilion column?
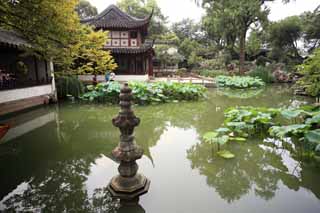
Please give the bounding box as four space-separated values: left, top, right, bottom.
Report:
33 56 39 84
148 54 153 77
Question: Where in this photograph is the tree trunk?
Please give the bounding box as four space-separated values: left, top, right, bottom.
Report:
239 31 247 75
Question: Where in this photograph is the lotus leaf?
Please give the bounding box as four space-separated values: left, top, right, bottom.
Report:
217 150 235 159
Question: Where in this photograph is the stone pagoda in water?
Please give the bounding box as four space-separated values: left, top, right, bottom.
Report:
108 83 150 202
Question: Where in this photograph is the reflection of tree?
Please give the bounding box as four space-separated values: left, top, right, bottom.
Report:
217 88 264 99
3 173 120 212
0 85 317 210
186 139 312 203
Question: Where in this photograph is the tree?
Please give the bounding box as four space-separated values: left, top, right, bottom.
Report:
179 38 201 60
0 0 81 66
71 27 118 76
247 29 264 58
171 19 202 42
301 5 320 52
296 48 320 100
154 33 183 69
75 0 98 19
268 16 303 64
201 0 270 74
202 2 237 52
117 0 168 39
0 0 117 76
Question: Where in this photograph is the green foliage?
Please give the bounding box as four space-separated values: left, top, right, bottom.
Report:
71 27 118 75
215 75 265 89
0 0 81 67
306 112 320 125
268 16 303 63
198 69 227 78
247 29 263 57
80 82 207 104
269 124 310 138
117 0 168 39
217 88 264 99
0 0 117 74
216 150 235 159
201 0 270 73
75 0 98 19
296 48 320 97
179 38 202 61
188 52 204 67
305 130 320 144
155 45 183 68
300 7 320 52
200 58 226 70
204 105 320 160
256 56 269 66
171 18 202 42
248 66 275 83
202 130 238 159
56 75 85 99
280 109 310 120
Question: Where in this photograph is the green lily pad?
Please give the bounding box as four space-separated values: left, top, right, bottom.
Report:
215 135 229 145
217 150 235 159
306 113 320 125
203 132 218 143
305 129 320 144
281 109 303 120
230 137 247 142
216 128 230 134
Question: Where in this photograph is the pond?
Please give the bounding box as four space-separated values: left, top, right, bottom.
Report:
0 84 319 213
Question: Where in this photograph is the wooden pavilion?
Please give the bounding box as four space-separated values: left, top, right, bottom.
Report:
82 5 154 76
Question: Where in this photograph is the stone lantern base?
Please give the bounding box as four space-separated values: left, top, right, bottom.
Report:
108 173 150 201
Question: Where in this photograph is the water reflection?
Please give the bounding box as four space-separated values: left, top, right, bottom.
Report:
0 85 318 212
187 137 320 203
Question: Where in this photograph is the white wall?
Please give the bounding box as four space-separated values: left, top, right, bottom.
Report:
0 84 53 104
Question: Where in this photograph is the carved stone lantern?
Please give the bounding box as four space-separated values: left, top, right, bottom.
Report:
108 83 150 202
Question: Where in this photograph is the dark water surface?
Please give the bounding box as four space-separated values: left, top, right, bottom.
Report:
0 85 319 213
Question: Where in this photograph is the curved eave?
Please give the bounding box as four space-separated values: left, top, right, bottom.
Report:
80 5 153 31
91 20 150 30
104 46 154 55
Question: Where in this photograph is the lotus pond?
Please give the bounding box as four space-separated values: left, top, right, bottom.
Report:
0 84 320 213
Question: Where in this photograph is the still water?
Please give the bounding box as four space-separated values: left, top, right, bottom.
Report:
0 85 319 213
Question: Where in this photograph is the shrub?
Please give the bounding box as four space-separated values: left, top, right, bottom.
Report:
198 69 227 78
176 68 188 76
248 66 275 83
256 56 269 66
296 48 320 98
215 75 265 89
80 81 207 104
200 58 225 70
56 75 84 99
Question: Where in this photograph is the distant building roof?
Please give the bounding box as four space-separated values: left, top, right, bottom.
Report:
81 4 153 30
0 29 30 48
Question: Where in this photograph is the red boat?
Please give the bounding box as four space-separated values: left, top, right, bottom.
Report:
0 124 10 141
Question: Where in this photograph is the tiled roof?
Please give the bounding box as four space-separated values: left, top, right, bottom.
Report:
81 4 152 29
0 29 30 48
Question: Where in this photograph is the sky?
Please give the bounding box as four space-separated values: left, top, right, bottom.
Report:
88 0 320 24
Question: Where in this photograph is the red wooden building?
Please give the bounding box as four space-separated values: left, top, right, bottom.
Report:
82 5 154 76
